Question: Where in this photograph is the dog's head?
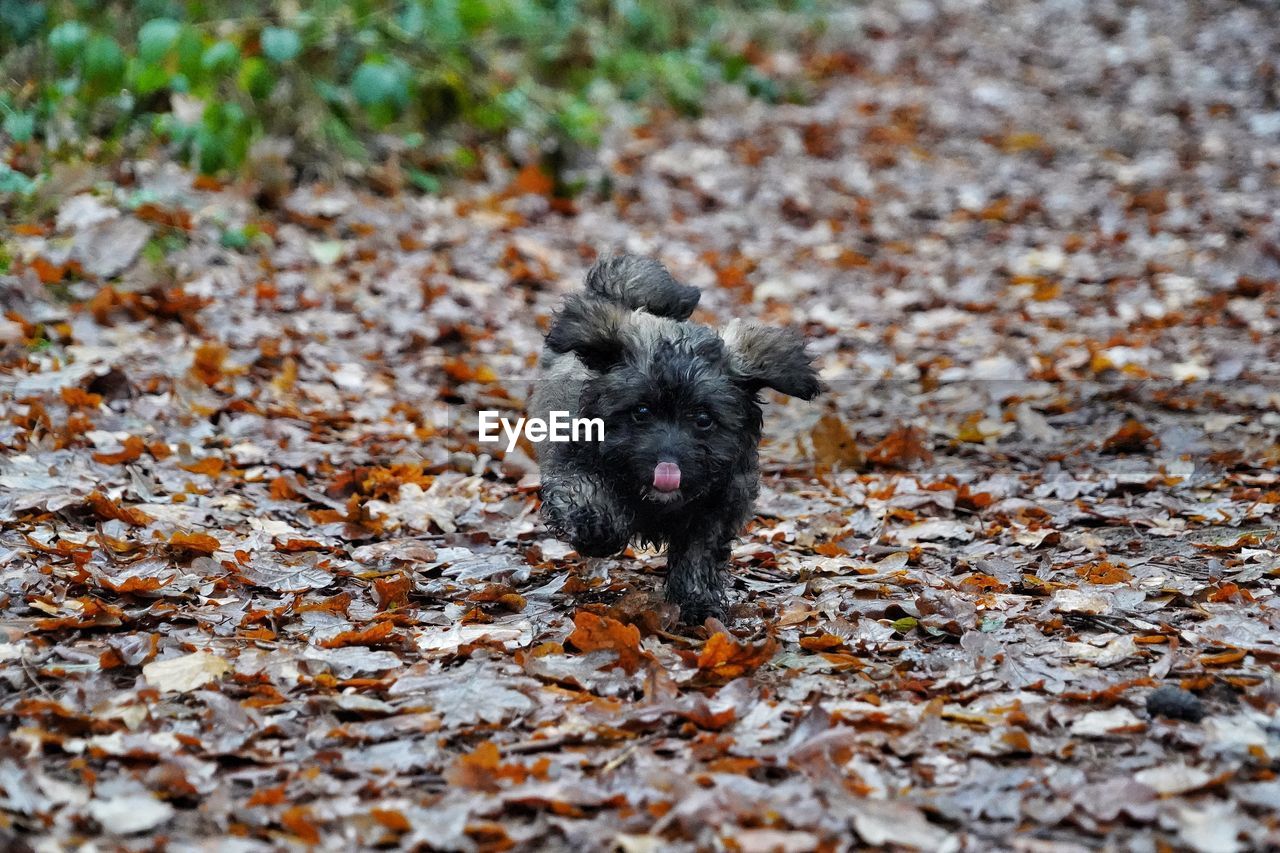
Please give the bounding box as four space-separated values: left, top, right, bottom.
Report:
546 295 822 507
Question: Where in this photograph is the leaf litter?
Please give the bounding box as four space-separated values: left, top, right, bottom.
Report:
3 1 1280 850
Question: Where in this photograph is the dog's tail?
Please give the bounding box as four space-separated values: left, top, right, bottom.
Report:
583 255 700 320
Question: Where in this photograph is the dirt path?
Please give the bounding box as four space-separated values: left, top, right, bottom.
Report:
2 1 1279 849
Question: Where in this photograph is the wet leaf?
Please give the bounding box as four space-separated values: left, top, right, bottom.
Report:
143 651 231 692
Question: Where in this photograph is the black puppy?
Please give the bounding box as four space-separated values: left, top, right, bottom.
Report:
530 255 822 622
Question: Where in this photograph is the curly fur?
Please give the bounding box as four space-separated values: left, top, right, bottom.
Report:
530 255 822 622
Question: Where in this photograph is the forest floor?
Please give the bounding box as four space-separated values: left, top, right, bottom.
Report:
2 1 1280 850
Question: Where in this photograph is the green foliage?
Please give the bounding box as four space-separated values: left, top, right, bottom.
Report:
351 60 411 127
260 27 300 64
137 18 180 64
1 1 820 181
48 21 89 68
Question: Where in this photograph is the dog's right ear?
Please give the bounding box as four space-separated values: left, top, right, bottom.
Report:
724 320 824 400
545 295 632 373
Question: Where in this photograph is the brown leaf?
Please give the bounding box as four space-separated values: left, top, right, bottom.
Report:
810 411 864 471
566 611 646 674
866 425 932 468
86 491 153 526
180 457 226 477
696 633 776 684
320 620 399 648
509 163 554 197
1077 560 1132 585
373 573 411 610
92 435 146 465
168 530 221 555
61 387 104 408
1103 418 1157 453
443 740 542 791
191 342 229 386
370 809 411 833
281 805 321 845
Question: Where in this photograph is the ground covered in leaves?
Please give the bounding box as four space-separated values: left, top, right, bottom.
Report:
3 1 1280 850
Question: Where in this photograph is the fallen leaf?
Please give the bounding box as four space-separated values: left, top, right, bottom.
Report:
696 633 776 684
566 611 647 674
143 651 231 693
87 794 175 835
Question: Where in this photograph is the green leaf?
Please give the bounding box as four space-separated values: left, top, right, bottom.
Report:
195 124 224 174
891 617 919 633
407 168 441 194
238 56 273 99
3 111 35 142
219 227 249 250
138 18 180 64
0 0 46 43
129 58 171 95
0 162 34 196
260 27 301 64
176 26 204 81
84 35 126 91
48 21 89 68
351 60 409 125
201 40 240 76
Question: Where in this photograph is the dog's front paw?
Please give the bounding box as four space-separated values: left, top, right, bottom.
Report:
566 504 630 557
665 585 728 625
675 595 727 626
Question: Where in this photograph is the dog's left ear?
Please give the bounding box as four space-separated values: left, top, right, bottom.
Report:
724 320 824 400
545 295 633 373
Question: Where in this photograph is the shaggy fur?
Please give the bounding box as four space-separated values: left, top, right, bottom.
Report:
530 255 822 622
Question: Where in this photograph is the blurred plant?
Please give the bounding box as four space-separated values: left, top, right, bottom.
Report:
0 0 822 187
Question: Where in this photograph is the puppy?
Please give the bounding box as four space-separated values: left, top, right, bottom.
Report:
530 255 822 622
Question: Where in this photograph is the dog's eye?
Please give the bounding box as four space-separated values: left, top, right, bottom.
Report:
692 411 714 431
631 405 652 423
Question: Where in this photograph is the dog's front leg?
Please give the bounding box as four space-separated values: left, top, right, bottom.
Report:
665 526 734 624
539 472 633 557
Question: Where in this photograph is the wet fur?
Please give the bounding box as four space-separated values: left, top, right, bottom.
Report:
530 255 821 622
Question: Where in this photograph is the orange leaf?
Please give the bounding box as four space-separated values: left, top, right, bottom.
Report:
135 203 193 230
191 342 229 386
61 387 104 408
696 632 776 684
370 809 411 833
181 457 226 477
811 411 864 471
297 593 351 615
99 574 170 594
92 435 146 465
566 611 646 673
867 425 932 468
1200 649 1246 666
509 163 553 197
1103 419 1156 453
444 741 537 791
269 476 298 500
247 785 287 807
168 531 221 555
370 574 411 611
444 740 503 791
799 634 845 651
281 805 320 845
32 255 71 284
1076 560 1131 585
274 538 328 552
320 621 398 648
85 491 152 527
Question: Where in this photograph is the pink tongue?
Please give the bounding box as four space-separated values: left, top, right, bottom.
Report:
653 462 681 492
